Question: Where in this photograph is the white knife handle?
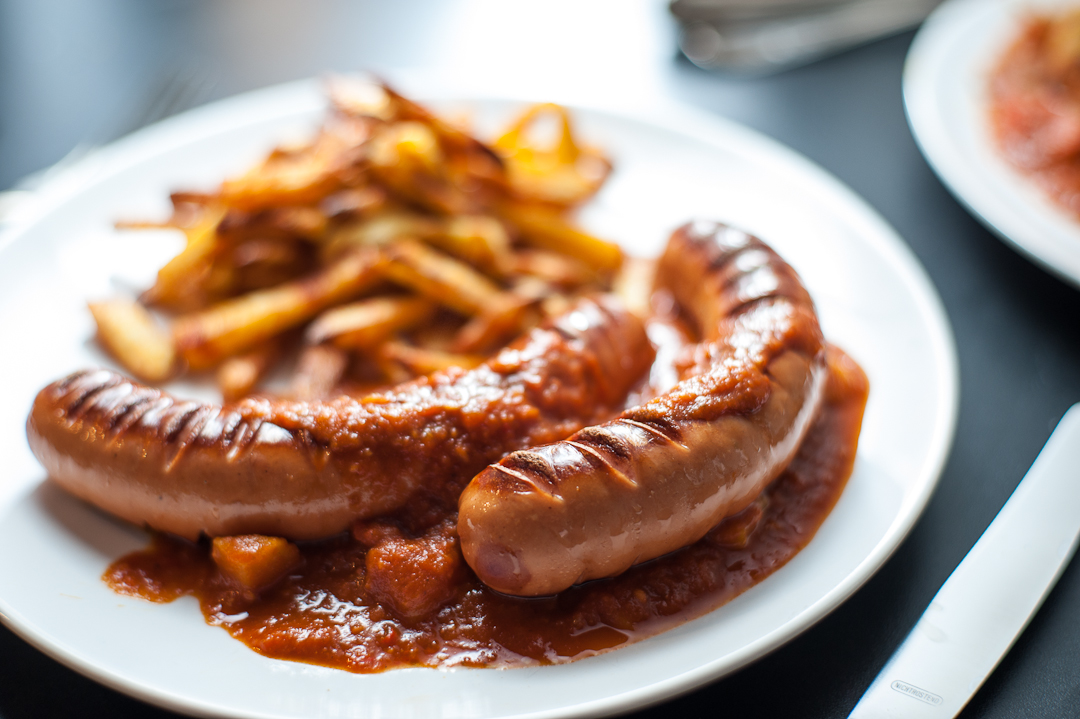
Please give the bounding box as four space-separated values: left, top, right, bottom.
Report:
848 404 1080 718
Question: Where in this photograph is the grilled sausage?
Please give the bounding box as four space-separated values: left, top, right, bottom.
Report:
457 221 827 596
26 296 653 541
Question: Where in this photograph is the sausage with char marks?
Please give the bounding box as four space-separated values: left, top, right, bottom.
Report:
457 221 827 597
27 296 653 541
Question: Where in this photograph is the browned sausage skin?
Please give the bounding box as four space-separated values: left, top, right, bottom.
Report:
26 296 653 541
457 221 828 596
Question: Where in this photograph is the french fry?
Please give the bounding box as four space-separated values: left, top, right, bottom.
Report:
326 212 511 274
492 103 612 206
328 77 396 122
339 81 505 180
216 339 281 401
434 215 511 272
320 186 389 221
381 83 500 161
540 292 574 320
367 121 465 214
109 85 625 400
378 340 484 376
504 248 596 288
88 300 177 383
114 219 179 231
613 255 656 318
218 128 357 212
229 237 312 292
217 205 329 243
170 191 217 206
409 315 462 352
323 210 443 256
173 247 384 370
497 201 622 273
374 351 415 385
451 293 541 354
142 205 227 310
306 296 435 349
116 192 217 231
383 238 502 315
289 344 350 400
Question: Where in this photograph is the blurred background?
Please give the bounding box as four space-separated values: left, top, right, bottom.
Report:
2 1 1080 718
0 0 929 193
3 0 683 191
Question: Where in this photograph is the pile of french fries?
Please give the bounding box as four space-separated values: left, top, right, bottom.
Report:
93 79 643 401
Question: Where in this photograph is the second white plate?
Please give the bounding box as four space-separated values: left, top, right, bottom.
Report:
0 78 957 719
905 0 1080 289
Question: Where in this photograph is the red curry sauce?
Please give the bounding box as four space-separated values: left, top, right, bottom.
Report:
104 343 868 672
989 11 1080 216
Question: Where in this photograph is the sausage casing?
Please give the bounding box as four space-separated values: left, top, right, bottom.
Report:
457 222 828 596
27 296 653 540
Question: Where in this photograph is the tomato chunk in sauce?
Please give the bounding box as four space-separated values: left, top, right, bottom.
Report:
105 340 868 673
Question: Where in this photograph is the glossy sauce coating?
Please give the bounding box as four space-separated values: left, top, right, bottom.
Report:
27 296 652 540
104 343 867 672
459 221 826 596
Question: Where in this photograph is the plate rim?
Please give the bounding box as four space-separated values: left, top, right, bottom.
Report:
0 76 959 719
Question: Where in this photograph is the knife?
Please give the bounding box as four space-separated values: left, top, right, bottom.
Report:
848 403 1080 718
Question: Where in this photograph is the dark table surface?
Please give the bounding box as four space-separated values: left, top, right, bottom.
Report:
2 1 1080 717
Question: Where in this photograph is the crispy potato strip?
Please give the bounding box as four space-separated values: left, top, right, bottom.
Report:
306 296 436 349
289 344 351 400
218 122 368 212
613 256 657 318
378 341 485 376
173 248 384 370
383 239 502 315
216 340 282 401
452 293 540 354
493 103 612 206
89 300 177 383
434 215 511 272
142 206 227 311
109 80 631 398
498 201 622 273
504 248 597 288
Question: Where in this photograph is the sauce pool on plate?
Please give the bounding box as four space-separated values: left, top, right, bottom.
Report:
104 342 868 673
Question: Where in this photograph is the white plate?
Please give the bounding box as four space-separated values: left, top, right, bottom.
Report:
905 0 1080 289
0 78 957 719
